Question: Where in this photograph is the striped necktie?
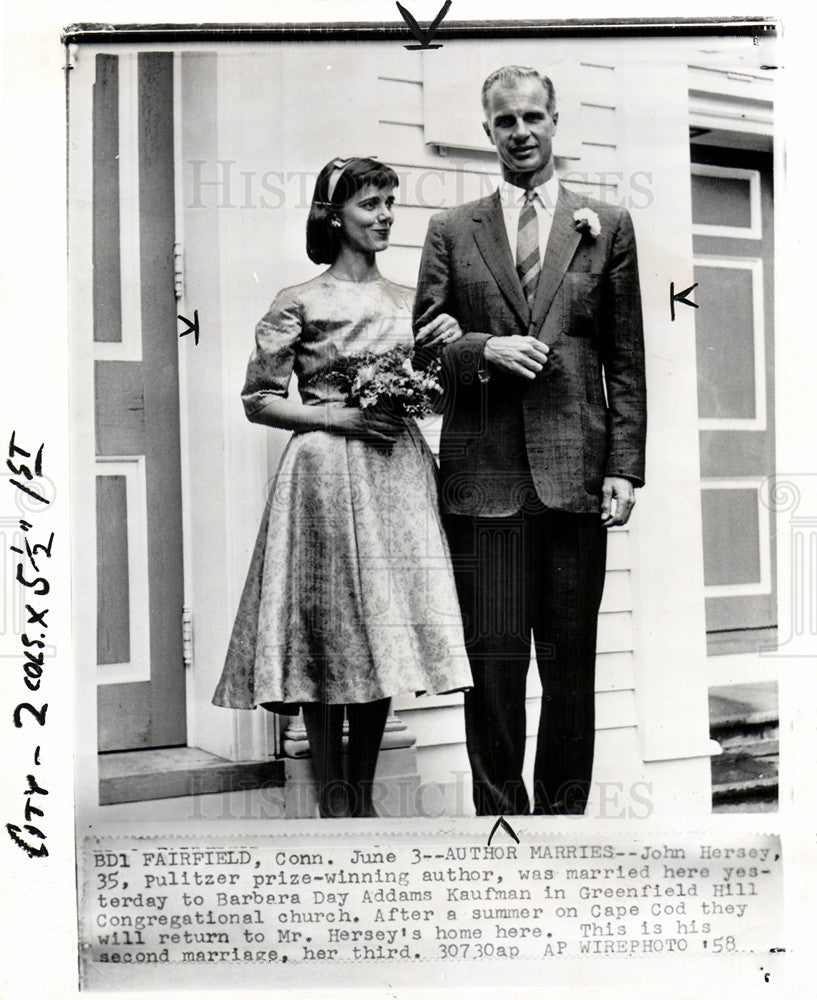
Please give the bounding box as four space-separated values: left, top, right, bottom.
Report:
516 188 540 306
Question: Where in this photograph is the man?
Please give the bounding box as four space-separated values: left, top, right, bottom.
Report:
413 65 646 816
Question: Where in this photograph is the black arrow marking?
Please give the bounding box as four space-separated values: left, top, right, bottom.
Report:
396 0 451 49
670 281 698 322
178 309 200 345
487 816 520 846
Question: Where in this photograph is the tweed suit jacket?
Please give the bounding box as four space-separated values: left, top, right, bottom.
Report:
413 183 647 516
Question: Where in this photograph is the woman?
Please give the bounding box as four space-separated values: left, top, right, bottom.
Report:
212 157 471 818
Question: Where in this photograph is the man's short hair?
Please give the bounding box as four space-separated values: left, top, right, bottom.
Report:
481 65 556 118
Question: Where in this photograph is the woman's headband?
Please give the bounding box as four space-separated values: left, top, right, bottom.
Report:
326 158 355 203
322 155 380 205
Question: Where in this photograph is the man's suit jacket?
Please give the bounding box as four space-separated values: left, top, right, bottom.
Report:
413 183 647 517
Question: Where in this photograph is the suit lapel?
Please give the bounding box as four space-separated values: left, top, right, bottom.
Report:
530 185 582 336
472 191 530 330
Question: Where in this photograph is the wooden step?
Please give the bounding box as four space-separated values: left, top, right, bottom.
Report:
715 737 779 757
709 682 778 811
98 747 284 805
709 681 778 728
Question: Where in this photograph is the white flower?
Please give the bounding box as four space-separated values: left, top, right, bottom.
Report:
573 208 601 238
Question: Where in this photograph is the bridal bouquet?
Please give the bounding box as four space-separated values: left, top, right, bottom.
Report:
324 346 443 419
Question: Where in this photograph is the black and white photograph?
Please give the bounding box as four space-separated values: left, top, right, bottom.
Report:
74 23 777 822
1 2 815 998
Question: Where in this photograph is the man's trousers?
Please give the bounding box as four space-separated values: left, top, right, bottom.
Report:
444 499 608 816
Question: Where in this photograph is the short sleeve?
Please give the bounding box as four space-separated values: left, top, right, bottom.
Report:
241 290 303 418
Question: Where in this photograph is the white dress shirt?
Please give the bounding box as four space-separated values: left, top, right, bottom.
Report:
497 173 561 264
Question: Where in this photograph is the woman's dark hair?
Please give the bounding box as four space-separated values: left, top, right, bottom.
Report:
306 157 399 265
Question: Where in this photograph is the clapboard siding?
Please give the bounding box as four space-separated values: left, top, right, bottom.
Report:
596 651 636 692
388 204 441 248
607 529 631 570
400 684 637 755
580 61 616 79
379 121 455 171
524 646 635 695
580 102 619 145
394 646 635 720
595 689 638 730
377 76 423 126
579 142 620 173
391 164 501 210
413 742 471 815
598 611 634 653
563 176 620 200
402 704 465 750
421 46 619 159
600 569 632 613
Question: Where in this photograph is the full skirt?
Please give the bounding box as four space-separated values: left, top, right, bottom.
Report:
212 421 471 713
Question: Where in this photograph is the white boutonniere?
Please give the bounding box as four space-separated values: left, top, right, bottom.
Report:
573 208 601 238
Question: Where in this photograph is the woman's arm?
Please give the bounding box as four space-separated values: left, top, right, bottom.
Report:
249 395 404 444
243 290 403 444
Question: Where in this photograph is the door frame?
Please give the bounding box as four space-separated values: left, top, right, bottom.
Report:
69 39 101 815
687 60 779 686
173 49 279 764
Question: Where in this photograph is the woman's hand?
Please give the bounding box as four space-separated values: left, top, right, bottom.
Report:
415 312 463 349
324 405 405 444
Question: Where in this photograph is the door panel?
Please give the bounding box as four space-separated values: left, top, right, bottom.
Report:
93 51 186 750
96 474 131 664
92 53 122 342
695 264 759 421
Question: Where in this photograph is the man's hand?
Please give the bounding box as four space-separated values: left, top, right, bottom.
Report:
601 476 636 527
484 336 549 379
